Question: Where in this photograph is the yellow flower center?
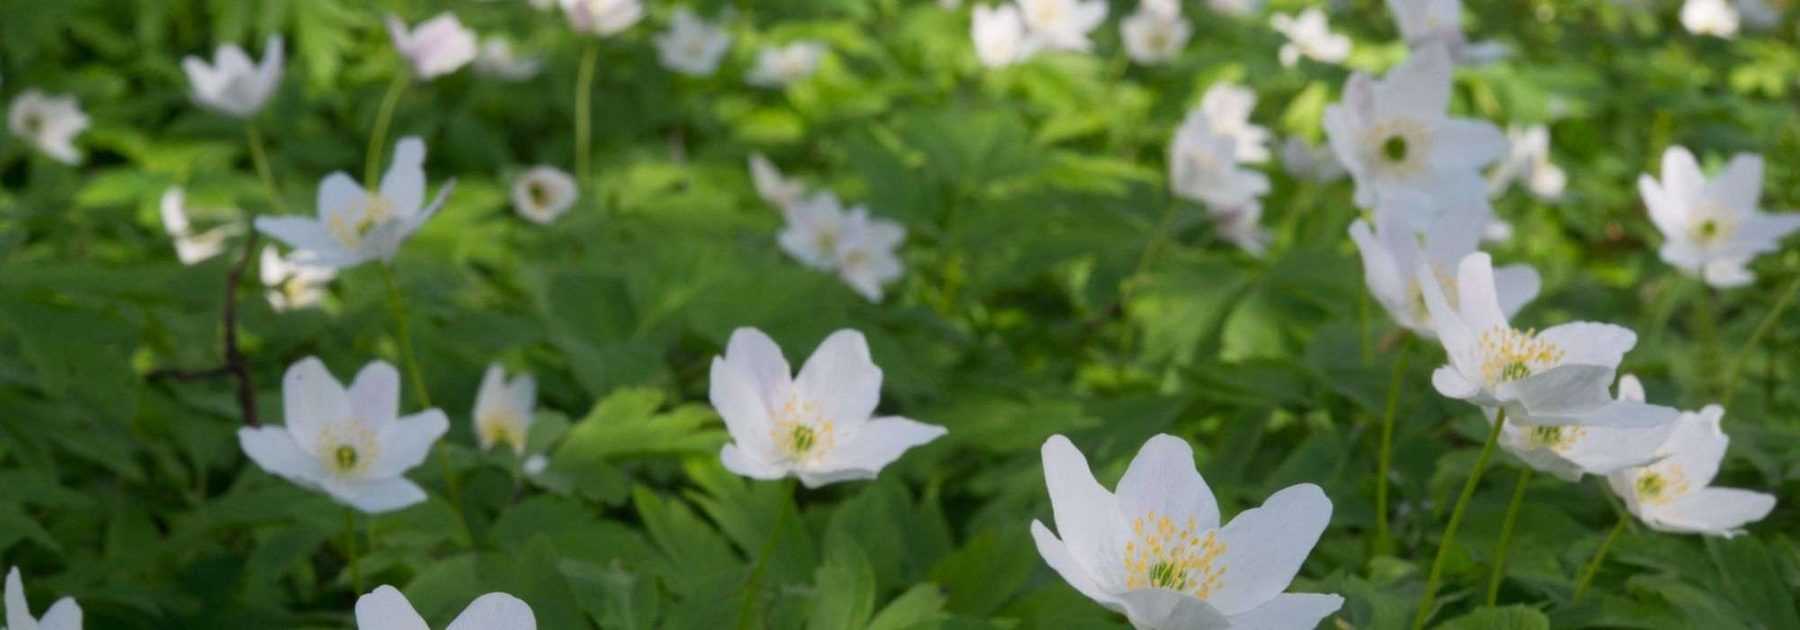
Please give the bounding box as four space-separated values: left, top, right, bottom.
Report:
317 421 380 477
1478 326 1564 386
1688 207 1737 246
1122 511 1227 599
326 194 397 248
478 409 525 451
1634 465 1690 507
770 396 835 464
1526 424 1585 453
1366 118 1430 177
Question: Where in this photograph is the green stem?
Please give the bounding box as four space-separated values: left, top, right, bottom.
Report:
1573 514 1627 602
1486 465 1533 605
344 508 363 595
574 43 600 185
1694 283 1723 397
1412 408 1508 630
379 264 431 408
245 122 284 213
1723 274 1800 406
365 73 409 189
736 481 793 630
1373 338 1411 558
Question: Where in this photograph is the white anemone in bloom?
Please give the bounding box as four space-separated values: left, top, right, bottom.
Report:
710 328 945 487
7 90 89 165
972 4 1037 68
238 358 449 514
386 13 478 80
1350 193 1539 338
655 8 731 77
255 136 452 269
160 187 234 265
1120 3 1191 65
260 246 335 312
1638 146 1800 289
778 191 848 271
747 41 826 88
561 0 644 36
1607 405 1775 537
833 207 907 302
356 585 535 630
1323 44 1505 209
1197 83 1270 163
6 568 80 630
1487 124 1565 202
473 38 543 81
511 166 578 224
1384 0 1509 65
1032 435 1342 629
1420 253 1676 430
1169 110 1269 210
181 36 284 117
1280 137 1345 183
1270 9 1350 67
749 153 806 211
1017 0 1107 52
473 363 536 456
1681 0 1740 37
1500 375 1678 482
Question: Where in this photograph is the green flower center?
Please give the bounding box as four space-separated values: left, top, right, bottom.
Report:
1382 135 1409 163
334 445 359 472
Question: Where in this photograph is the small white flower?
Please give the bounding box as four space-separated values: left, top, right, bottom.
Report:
1323 44 1506 209
1198 83 1270 163
1280 136 1345 183
1639 146 1800 289
1205 0 1264 17
654 7 731 77
260 246 335 312
1487 124 1565 202
709 328 946 487
511 166 578 224
833 207 907 302
1270 9 1350 67
182 36 284 118
255 136 453 269
1500 374 1678 482
1169 110 1269 210
473 37 543 81
1032 434 1343 630
1607 405 1775 537
5 567 80 630
1016 0 1107 52
160 187 236 265
386 13 479 80
473 363 536 456
1120 4 1191 65
778 191 849 271
1349 192 1539 338
972 4 1037 68
747 41 826 88
1681 0 1740 37
1384 0 1509 65
522 454 549 476
749 153 806 211
7 90 89 165
1419 252 1678 430
356 585 535 630
561 0 644 36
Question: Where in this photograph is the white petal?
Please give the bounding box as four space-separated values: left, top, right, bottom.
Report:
1707 153 1763 215
1560 422 1677 476
1432 365 1480 400
1536 322 1635 368
36 598 80 630
725 327 793 405
1508 365 1617 420
254 217 344 263
368 409 448 478
1348 220 1410 326
1431 120 1507 171
819 416 945 476
239 426 328 484
1378 43 1451 120
382 137 428 216
1454 253 1508 335
1115 434 1220 530
1224 593 1344 629
1419 262 1480 385
1660 146 1704 206
1658 488 1776 536
708 357 776 458
327 476 429 514
356 585 431 630
1664 406 1730 489
1117 587 1231 629
720 444 788 480
795 329 883 431
7 567 33 630
446 592 537 630
1491 264 1541 319
1029 521 1123 612
351 360 403 427
1616 374 1646 403
1040 435 1124 589
1207 483 1332 615
317 172 365 220
281 357 350 454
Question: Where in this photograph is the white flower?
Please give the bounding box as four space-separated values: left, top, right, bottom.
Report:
1323 44 1506 209
1197 83 1270 163
1681 0 1740 37
1350 193 1539 338
254 136 453 269
972 4 1037 68
386 13 478 80
1169 110 1269 210
778 191 849 271
1419 252 1677 430
833 207 907 302
749 153 806 211
356 585 535 630
182 36 284 118
1384 0 1510 65
7 90 88 165
1639 146 1800 289
473 363 536 456
522 454 549 476
1487 124 1565 202
1500 374 1678 482
561 0 643 36
1270 9 1350 67
473 38 543 81
1016 0 1107 52
709 328 945 487
1032 435 1343 630
747 41 826 88
5 567 80 630
511 166 578 224
1280 136 1345 183
160 187 235 265
1120 4 1191 65
238 358 449 514
1211 202 1269 258
1607 405 1775 537
260 246 335 312
1205 0 1263 17
654 7 731 77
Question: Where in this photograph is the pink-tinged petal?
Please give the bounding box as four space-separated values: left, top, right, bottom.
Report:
1115 434 1220 531
1225 593 1344 629
368 409 448 478
350 360 402 427
1207 483 1332 615
446 592 537 630
280 357 350 454
724 327 793 405
795 330 883 431
355 585 431 630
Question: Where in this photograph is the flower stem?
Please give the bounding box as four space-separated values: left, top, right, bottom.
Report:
365 73 409 189
1723 273 1800 407
1412 408 1508 630
245 123 284 213
378 264 431 408
1573 514 1627 602
1373 338 1411 558
1486 465 1533 605
736 481 793 630
574 43 600 186
344 508 363 595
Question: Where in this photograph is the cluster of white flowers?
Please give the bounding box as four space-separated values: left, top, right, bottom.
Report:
6 90 89 165
751 154 908 302
1168 83 1273 256
1120 0 1192 65
970 0 1106 67
1270 8 1349 68
159 187 236 265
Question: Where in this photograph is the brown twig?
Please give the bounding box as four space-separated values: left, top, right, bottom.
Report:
149 229 259 426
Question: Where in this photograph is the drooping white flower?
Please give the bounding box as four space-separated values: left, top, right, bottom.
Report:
1419 253 1677 430
561 0 644 36
972 4 1037 68
1280 136 1345 183
1384 0 1510 65
747 41 826 88
833 207 907 302
238 358 449 514
182 36 284 118
473 38 543 81
1607 405 1775 537
356 585 536 630
1197 83 1270 163
386 13 479 80
1017 0 1108 52
1120 3 1191 65
749 153 806 211
510 165 578 224
1499 374 1678 482
1487 124 1565 202
160 187 235 265
254 136 453 269
1322 44 1506 209
1270 9 1350 67
654 7 731 77
1032 435 1343 630
7 90 89 165
709 328 946 488
1350 193 1538 338
5 567 80 630
778 191 849 271
1169 110 1269 210
260 246 335 312
473 363 536 456
1638 146 1800 289
1681 0 1740 37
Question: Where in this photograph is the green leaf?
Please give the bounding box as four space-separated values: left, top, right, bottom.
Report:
1437 605 1551 630
809 529 877 630
867 584 950 630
